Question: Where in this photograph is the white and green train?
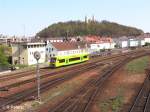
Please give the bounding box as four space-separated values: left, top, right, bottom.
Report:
49 53 89 68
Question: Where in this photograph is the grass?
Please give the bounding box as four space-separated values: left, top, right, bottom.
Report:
100 88 124 112
15 64 28 68
125 56 149 74
100 95 124 112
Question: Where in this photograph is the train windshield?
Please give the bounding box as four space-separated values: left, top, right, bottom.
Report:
50 58 56 63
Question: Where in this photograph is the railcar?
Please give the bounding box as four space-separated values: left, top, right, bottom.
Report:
49 53 89 68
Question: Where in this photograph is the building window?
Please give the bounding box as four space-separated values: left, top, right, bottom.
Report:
52 48 54 51
50 54 51 57
46 48 48 51
23 45 27 49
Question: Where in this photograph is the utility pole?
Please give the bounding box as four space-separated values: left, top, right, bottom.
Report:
34 51 41 102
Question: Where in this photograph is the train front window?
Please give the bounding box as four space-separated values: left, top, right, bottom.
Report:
50 58 56 63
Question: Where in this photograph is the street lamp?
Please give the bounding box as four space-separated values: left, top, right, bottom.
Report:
34 51 41 102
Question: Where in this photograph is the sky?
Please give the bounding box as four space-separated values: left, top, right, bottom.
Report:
0 0 150 36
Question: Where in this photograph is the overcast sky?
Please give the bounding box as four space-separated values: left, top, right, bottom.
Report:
0 0 149 36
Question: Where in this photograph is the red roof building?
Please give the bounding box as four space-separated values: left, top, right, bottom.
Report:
84 36 113 43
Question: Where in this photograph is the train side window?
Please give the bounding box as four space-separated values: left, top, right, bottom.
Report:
69 57 80 62
83 56 87 58
59 59 65 63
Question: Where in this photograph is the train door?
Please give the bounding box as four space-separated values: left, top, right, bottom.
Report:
81 56 83 61
66 59 69 65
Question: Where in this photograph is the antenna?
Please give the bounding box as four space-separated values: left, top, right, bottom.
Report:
23 24 25 38
92 15 95 22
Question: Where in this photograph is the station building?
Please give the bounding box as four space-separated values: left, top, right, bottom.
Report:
12 42 46 65
46 42 89 60
90 38 116 51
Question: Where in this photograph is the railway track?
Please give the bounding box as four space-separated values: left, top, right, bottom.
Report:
41 52 149 112
0 50 148 112
0 52 133 91
144 91 150 112
0 58 120 93
129 70 150 112
47 57 130 112
0 49 145 82
0 56 118 112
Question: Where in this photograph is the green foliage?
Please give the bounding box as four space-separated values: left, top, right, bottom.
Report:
111 95 124 112
15 64 28 69
0 45 10 67
36 20 143 38
100 88 124 112
100 101 110 112
144 42 150 46
100 96 124 112
125 56 149 74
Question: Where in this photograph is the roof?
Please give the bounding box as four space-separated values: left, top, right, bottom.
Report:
11 42 46 45
84 36 113 43
51 42 88 51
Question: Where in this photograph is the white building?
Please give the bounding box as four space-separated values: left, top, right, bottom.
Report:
144 38 150 43
12 42 46 65
113 36 129 48
90 42 115 51
129 39 139 47
46 42 89 60
141 39 145 46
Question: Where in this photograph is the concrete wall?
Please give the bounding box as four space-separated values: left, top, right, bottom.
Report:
12 43 46 65
12 44 28 65
27 45 46 65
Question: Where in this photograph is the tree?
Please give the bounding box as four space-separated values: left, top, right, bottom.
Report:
0 51 9 66
36 20 143 38
0 45 10 67
144 42 150 46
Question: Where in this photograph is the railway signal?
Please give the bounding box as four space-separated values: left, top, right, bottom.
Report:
34 51 41 102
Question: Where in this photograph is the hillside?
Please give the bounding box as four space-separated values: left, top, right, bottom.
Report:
36 20 144 38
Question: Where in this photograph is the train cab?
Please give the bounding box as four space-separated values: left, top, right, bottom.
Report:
50 57 56 68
